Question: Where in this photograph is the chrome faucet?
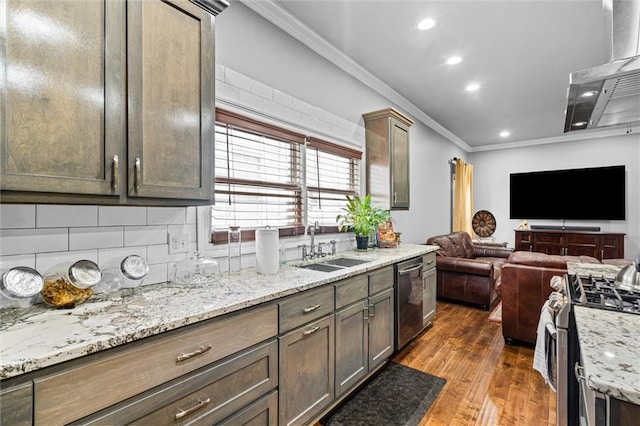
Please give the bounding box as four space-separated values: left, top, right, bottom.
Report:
308 221 320 259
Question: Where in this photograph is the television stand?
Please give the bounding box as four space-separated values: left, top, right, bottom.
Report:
514 229 625 260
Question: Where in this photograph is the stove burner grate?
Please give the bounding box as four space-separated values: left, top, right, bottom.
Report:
569 274 640 315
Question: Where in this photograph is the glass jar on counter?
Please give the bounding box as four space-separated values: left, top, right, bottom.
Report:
41 260 102 308
171 252 220 285
0 266 44 309
94 255 149 299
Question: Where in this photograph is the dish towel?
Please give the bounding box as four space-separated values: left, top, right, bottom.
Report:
533 300 557 392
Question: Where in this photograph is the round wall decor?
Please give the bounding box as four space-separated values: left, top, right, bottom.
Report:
472 210 496 237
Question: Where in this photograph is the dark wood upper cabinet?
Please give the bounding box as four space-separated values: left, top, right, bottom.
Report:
363 108 413 210
1 0 226 206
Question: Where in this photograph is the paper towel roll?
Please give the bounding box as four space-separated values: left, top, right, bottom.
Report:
256 228 279 274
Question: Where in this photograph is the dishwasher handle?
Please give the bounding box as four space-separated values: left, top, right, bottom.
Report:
398 263 424 276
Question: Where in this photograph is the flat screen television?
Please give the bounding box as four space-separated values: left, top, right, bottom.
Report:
509 165 626 220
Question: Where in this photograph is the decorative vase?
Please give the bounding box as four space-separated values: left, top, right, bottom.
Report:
355 236 369 250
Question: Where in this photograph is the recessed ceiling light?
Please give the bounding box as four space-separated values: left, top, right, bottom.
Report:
572 121 588 127
418 18 436 30
465 83 480 92
581 90 598 97
446 56 462 65
499 130 510 138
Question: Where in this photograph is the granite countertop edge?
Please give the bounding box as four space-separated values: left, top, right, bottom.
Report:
574 305 640 405
0 244 437 380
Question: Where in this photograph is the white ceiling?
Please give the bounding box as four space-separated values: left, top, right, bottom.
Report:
244 0 631 150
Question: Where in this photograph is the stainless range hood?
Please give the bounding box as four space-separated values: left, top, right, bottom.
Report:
564 0 640 132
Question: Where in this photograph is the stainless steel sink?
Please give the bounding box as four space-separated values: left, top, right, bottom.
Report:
294 256 371 272
296 263 345 272
323 257 370 267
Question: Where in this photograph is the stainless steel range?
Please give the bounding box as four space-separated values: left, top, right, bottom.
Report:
552 271 640 426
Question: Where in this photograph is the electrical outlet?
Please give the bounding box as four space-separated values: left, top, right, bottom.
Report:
168 232 189 254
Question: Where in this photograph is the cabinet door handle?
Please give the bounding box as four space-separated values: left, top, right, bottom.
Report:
176 345 212 362
369 303 375 317
175 398 211 420
134 157 141 192
111 155 119 192
303 304 320 313
600 249 604 259
574 363 586 381
303 326 320 336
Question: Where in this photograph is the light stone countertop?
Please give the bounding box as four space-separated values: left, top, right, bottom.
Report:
568 262 640 405
0 244 437 380
567 261 624 280
574 306 640 405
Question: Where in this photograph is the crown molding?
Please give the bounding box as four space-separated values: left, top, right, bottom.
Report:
471 123 640 152
238 0 471 152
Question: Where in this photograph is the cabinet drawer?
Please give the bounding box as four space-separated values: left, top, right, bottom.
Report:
335 275 368 309
0 380 32 426
279 285 335 333
75 339 278 425
34 303 278 425
218 390 278 426
369 266 394 294
422 252 436 270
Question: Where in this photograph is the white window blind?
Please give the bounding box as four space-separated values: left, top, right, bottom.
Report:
211 109 362 243
306 138 361 232
212 110 305 243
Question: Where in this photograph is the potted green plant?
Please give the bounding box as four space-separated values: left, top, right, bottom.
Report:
336 194 390 250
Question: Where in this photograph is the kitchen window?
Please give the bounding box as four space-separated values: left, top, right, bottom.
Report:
212 109 360 243
306 137 361 234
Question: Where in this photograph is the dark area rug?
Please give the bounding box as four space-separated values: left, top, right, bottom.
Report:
320 361 446 426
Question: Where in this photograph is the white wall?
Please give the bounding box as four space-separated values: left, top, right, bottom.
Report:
471 134 640 258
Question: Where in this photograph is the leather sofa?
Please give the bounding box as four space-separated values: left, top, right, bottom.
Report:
496 251 601 345
426 231 513 310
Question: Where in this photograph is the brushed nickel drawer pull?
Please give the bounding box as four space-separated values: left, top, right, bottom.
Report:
134 157 141 192
175 398 211 420
303 326 320 336
303 304 321 313
111 155 119 192
176 345 212 362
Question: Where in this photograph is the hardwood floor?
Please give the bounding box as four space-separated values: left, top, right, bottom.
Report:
392 301 556 426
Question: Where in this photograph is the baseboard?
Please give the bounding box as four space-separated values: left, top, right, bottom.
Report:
530 225 601 232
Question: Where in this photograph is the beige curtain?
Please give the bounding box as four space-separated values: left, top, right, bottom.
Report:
452 158 474 235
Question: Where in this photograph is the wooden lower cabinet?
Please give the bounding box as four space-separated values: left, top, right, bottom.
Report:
0 379 32 426
334 271 395 399
367 288 395 369
27 304 277 426
72 339 278 425
423 252 437 326
278 314 335 426
514 230 625 259
335 301 368 397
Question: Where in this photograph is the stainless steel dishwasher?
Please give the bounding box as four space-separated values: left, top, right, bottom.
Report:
394 256 425 351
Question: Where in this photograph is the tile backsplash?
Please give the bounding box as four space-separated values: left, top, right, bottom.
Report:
0 205 196 286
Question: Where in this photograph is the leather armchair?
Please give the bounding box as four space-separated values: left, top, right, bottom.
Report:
426 231 513 310
496 251 600 345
